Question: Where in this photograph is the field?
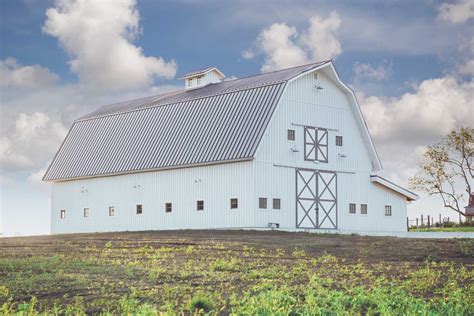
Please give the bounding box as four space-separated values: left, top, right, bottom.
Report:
0 230 473 315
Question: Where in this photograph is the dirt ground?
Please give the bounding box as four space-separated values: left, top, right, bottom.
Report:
1 229 472 263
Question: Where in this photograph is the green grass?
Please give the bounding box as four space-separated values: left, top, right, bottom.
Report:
410 226 474 232
0 231 472 315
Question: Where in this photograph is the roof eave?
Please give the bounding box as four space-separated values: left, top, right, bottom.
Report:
370 175 419 201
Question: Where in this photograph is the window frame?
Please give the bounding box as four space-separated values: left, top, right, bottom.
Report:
197 200 204 211
230 198 238 210
197 76 202 85
60 209 66 219
287 129 295 141
259 197 267 209
136 204 143 215
165 202 172 213
273 198 281 210
336 135 343 147
361 204 367 215
385 205 392 216
84 207 90 218
349 203 356 214
109 206 115 217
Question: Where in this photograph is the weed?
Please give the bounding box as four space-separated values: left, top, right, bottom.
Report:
188 294 215 313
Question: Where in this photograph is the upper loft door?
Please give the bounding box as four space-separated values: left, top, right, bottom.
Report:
304 126 328 163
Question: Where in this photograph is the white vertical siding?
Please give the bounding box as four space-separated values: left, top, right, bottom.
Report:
254 70 408 232
51 161 255 234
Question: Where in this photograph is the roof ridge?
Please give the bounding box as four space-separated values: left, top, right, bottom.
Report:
77 61 331 121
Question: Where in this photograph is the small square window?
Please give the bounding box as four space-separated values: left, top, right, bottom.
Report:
84 208 90 218
349 203 356 214
259 198 267 209
287 129 295 141
230 198 238 209
361 204 367 215
109 206 115 216
336 136 343 146
273 198 281 210
60 210 66 219
385 205 392 216
165 203 172 213
136 204 143 215
197 200 204 211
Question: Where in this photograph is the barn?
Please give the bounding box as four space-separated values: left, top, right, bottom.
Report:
43 61 418 234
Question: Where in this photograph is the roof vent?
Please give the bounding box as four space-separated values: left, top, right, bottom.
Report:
179 67 225 90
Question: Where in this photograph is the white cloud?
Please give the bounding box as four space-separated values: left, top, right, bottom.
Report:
43 0 177 90
353 61 392 82
244 12 342 72
0 58 59 88
361 77 473 144
301 12 341 61
359 76 474 185
0 112 68 171
438 0 474 23
257 23 308 72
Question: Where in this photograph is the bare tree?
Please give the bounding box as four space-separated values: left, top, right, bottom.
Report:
410 127 473 218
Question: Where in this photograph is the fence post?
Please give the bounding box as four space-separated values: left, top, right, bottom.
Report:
439 214 442 226
428 215 430 228
421 215 424 227
416 217 418 227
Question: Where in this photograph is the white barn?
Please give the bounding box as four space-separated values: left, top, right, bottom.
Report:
44 62 417 234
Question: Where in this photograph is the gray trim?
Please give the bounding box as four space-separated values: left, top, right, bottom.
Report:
273 163 356 174
291 122 338 132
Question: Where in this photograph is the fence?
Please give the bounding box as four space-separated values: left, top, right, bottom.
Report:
407 214 452 230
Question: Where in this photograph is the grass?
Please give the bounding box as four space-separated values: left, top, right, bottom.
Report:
0 230 473 314
410 226 474 232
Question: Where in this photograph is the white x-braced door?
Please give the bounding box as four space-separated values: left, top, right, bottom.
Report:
296 169 337 229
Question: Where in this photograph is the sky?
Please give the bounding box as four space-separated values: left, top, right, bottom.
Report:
0 0 473 236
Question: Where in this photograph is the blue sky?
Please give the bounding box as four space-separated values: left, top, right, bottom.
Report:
1 0 473 235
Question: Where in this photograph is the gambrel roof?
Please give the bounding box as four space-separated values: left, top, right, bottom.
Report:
43 61 381 181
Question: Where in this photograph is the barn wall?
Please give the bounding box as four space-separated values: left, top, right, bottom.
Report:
254 70 408 232
51 161 255 234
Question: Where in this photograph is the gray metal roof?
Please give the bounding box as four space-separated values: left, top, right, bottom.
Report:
44 62 328 181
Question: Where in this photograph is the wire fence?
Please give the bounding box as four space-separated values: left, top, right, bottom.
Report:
407 214 454 230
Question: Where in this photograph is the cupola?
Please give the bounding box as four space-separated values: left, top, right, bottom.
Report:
179 67 225 90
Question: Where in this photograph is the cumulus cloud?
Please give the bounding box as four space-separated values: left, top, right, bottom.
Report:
0 58 59 88
0 112 68 171
243 12 342 72
359 76 474 184
353 61 392 82
256 23 308 72
301 12 341 61
361 77 473 143
438 0 474 23
43 0 177 90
